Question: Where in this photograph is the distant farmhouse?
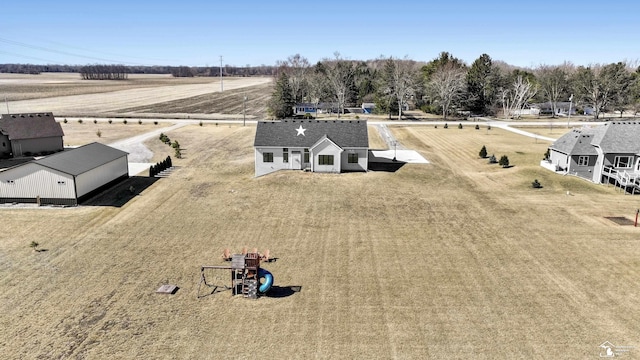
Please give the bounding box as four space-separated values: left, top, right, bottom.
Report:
0 113 64 157
0 142 129 206
254 120 369 177
543 121 640 192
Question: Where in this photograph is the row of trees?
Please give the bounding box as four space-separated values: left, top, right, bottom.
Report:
79 64 129 80
268 52 640 120
0 63 280 77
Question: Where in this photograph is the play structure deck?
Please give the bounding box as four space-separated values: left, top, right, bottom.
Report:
197 252 273 299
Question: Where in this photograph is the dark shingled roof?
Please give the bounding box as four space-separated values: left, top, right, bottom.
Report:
254 120 368 148
591 121 640 154
0 113 64 140
550 128 598 156
34 142 128 176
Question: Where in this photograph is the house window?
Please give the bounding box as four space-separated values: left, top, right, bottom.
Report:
263 152 274 163
304 149 309 163
577 156 589 166
283 148 289 163
614 156 632 168
348 153 358 163
318 155 334 165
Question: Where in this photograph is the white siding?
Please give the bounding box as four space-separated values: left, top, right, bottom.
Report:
341 148 368 172
0 163 75 199
549 151 569 171
312 139 342 173
76 156 128 197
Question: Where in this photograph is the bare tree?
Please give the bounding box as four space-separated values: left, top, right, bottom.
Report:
536 65 567 117
500 75 537 119
391 56 418 120
277 54 311 104
321 52 356 118
572 63 632 119
427 63 466 119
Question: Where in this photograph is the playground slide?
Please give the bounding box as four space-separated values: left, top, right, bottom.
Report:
258 268 274 293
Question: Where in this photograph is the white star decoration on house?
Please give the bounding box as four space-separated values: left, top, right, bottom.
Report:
295 125 306 136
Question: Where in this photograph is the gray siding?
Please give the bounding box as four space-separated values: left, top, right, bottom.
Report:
11 137 64 157
76 156 129 198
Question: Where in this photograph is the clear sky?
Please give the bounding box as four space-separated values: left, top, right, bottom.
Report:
2 0 639 68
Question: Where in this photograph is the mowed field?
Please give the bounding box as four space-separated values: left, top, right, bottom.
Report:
0 73 273 118
1 119 639 359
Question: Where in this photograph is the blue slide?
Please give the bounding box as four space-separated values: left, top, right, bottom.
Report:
258 268 274 293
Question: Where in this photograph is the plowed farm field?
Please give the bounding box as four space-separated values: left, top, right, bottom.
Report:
0 72 272 119
1 121 639 359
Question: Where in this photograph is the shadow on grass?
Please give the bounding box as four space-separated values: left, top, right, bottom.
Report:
82 176 159 207
265 285 302 298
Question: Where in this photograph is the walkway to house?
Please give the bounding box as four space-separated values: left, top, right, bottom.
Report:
372 124 429 164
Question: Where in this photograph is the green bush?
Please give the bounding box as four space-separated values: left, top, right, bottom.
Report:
499 155 510 168
532 179 542 188
108 119 113 124
154 121 158 125
488 154 497 164
138 119 142 125
199 121 203 126
458 123 463 129
123 119 128 124
63 119 68 124
78 119 83 124
444 123 448 129
96 130 102 138
475 124 480 130
479 145 487 158
93 119 98 124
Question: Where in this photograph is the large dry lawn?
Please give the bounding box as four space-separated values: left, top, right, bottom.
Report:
1 124 639 359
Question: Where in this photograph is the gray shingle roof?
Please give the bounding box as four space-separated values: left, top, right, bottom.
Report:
550 128 598 156
34 142 128 176
254 120 369 148
0 113 64 140
590 121 640 154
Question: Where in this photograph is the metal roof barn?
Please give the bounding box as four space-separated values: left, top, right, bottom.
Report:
0 142 129 206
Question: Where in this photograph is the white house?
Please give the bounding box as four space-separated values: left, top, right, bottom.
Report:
544 121 640 191
253 120 369 177
0 142 129 206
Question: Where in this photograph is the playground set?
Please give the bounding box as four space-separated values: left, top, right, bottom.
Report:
197 249 274 299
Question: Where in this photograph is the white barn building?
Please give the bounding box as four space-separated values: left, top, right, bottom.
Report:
253 120 369 177
0 142 129 206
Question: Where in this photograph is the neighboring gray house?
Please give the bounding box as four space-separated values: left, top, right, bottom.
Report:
0 142 129 206
545 121 640 189
254 119 369 177
0 113 64 157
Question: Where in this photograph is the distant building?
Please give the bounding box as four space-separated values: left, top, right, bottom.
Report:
0 113 64 157
362 103 375 114
0 142 129 206
253 119 369 177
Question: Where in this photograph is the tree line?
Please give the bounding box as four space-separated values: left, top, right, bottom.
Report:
0 63 279 77
268 52 640 120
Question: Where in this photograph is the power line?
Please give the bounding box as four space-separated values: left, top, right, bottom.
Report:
0 37 154 65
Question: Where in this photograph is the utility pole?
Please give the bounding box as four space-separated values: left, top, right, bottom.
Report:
220 56 223 92
4 95 9 114
243 95 247 126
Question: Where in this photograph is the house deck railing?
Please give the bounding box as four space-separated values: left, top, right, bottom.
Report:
603 166 640 191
